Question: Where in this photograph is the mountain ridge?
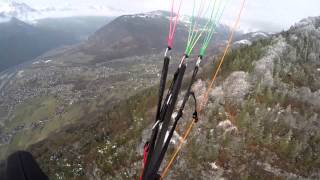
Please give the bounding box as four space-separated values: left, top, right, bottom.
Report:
36 10 233 65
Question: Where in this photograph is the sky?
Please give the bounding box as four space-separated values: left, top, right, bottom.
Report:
1 0 320 32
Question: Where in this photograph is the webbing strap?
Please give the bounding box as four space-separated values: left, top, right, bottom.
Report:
148 63 200 177
142 64 180 179
145 64 186 180
156 55 170 122
142 59 185 179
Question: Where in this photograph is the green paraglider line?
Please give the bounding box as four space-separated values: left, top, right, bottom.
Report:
186 0 203 53
204 0 227 45
197 0 219 56
186 0 196 48
185 0 210 56
185 0 219 57
200 0 231 57
180 0 231 58
202 0 220 47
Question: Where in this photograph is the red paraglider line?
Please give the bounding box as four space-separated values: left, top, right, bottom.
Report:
169 0 182 40
169 0 174 40
167 0 183 49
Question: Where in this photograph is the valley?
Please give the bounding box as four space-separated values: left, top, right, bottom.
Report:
0 51 180 158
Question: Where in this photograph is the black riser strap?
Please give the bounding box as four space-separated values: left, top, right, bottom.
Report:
149 66 199 176
142 62 180 179
179 66 199 111
156 56 170 122
145 64 186 180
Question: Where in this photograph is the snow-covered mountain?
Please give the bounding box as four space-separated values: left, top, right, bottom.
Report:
0 1 37 22
233 31 272 48
292 16 320 30
0 1 123 23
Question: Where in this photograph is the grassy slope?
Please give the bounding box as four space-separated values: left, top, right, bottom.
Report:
28 85 159 179
0 96 86 159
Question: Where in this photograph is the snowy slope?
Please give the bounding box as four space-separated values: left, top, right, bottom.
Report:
0 1 38 22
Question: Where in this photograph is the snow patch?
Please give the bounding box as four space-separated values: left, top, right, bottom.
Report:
44 59 52 63
209 162 220 170
217 119 238 134
252 32 268 38
130 11 170 19
234 39 252 46
217 120 232 129
17 70 24 77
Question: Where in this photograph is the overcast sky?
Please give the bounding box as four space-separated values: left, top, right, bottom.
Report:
2 0 320 32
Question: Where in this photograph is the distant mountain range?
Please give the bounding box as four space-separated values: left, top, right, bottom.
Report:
0 0 114 73
0 1 122 22
38 10 234 65
0 1 36 22
0 1 245 73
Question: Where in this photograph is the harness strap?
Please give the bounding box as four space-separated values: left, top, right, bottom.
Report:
146 64 186 180
142 64 181 178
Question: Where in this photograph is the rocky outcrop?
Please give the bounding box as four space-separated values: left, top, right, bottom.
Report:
252 37 287 88
222 71 251 106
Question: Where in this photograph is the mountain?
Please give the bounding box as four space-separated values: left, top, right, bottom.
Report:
0 1 122 22
0 18 77 72
18 16 320 179
0 1 37 22
0 15 113 72
40 10 231 65
84 11 188 60
233 31 271 47
88 10 233 59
